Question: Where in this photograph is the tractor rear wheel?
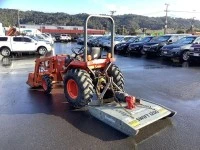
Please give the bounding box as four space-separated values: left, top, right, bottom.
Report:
108 64 125 90
42 75 52 94
64 69 94 108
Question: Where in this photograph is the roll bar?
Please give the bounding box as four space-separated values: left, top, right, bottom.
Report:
84 15 115 62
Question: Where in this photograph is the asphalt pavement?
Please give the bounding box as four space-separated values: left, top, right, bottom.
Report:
0 42 200 150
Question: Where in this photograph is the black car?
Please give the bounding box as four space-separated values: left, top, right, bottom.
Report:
88 36 103 47
115 37 141 54
187 43 200 62
54 34 61 42
127 36 154 55
143 34 186 56
161 36 200 61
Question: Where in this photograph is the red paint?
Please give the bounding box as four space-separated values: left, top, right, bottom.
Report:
125 96 135 109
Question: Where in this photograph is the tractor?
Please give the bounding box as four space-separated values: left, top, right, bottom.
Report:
27 15 175 136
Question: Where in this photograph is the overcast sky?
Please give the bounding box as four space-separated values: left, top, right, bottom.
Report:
1 0 200 20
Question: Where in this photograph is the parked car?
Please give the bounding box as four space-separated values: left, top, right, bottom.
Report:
88 36 103 47
0 36 52 57
143 34 187 56
115 36 141 54
98 36 110 47
87 35 102 46
77 35 103 45
127 36 154 55
187 42 200 62
161 36 200 61
103 36 135 49
60 34 71 42
41 33 54 44
54 34 61 42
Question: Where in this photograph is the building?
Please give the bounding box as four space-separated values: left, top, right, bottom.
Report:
19 24 105 36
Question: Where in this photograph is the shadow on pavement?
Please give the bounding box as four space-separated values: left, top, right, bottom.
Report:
1 85 174 144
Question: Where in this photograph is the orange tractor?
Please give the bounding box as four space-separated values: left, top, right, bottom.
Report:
27 15 124 108
27 15 175 136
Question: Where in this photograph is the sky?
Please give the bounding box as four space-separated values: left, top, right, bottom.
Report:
1 0 200 20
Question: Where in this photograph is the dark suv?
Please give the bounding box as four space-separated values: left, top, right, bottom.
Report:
114 36 141 54
161 36 200 61
143 34 186 56
127 36 154 55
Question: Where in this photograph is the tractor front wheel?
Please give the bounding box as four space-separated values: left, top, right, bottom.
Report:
64 69 94 108
42 75 52 94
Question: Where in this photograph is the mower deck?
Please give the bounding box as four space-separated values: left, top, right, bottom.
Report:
88 99 176 136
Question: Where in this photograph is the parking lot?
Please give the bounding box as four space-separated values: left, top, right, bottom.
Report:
0 42 200 150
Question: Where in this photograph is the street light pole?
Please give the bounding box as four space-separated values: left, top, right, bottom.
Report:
164 3 169 34
18 9 20 34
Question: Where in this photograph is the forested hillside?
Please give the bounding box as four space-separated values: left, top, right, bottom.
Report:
0 8 199 32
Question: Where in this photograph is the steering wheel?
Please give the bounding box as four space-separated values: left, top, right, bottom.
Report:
71 47 84 56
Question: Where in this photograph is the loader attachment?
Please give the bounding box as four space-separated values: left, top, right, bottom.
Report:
88 99 176 136
26 73 36 87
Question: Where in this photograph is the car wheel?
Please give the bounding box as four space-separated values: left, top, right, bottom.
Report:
38 47 47 55
181 51 189 61
141 49 145 55
1 47 11 57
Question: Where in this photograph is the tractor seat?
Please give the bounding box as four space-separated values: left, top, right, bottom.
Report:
65 55 73 65
88 47 102 60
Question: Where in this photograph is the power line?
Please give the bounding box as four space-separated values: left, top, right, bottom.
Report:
141 11 163 16
168 10 200 13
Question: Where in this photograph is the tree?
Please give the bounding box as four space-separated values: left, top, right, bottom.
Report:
129 27 137 35
176 29 185 34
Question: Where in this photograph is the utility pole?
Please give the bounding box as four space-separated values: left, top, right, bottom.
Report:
122 25 125 35
18 9 20 33
110 10 116 16
164 3 169 34
41 23 43 33
191 17 196 34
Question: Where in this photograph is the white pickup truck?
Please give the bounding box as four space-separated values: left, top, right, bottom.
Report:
0 36 53 57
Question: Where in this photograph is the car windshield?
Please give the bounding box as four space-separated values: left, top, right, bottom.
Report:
175 37 196 44
115 36 123 41
103 36 110 40
29 36 38 41
140 37 152 42
124 37 133 41
36 34 45 40
156 36 171 42
127 37 137 42
42 34 49 38
150 37 159 42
